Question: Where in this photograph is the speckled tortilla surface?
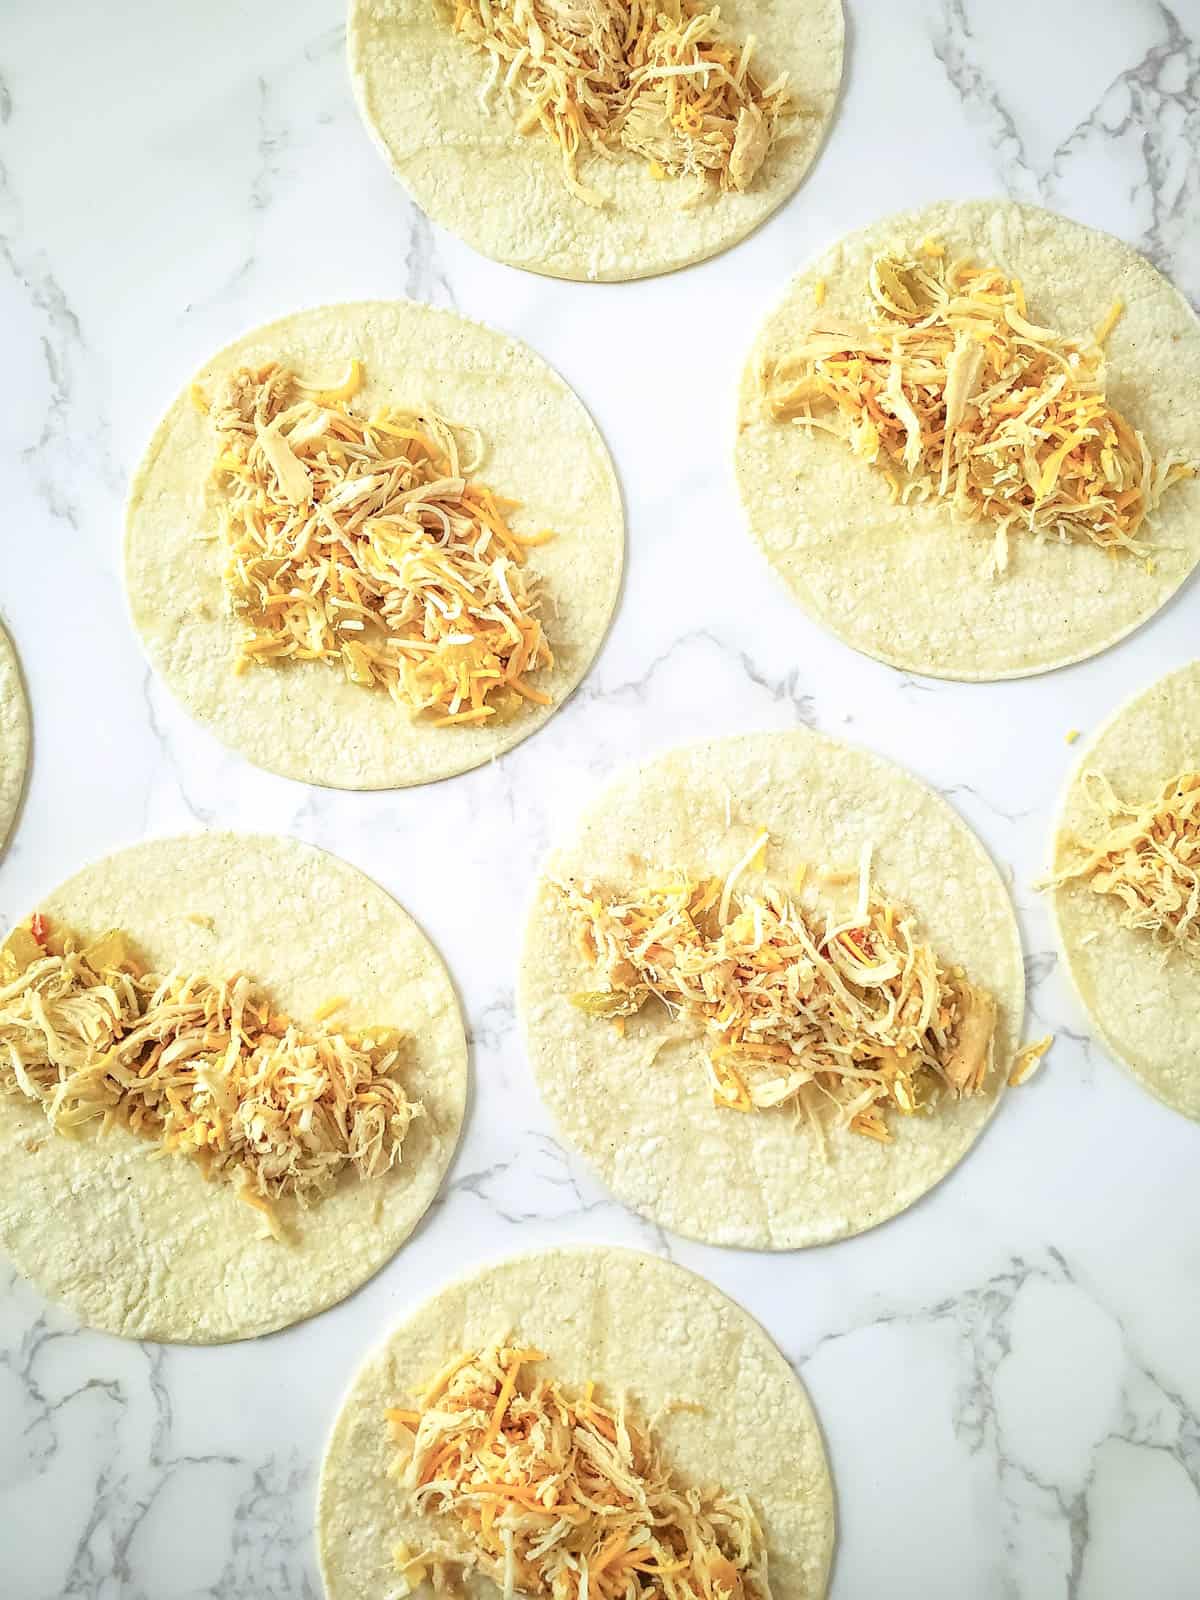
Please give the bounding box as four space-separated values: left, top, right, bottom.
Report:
736 201 1200 679
125 301 623 788
0 833 468 1342
0 623 29 857
318 1247 834 1600
519 730 1025 1248
348 0 843 282
1050 660 1200 1121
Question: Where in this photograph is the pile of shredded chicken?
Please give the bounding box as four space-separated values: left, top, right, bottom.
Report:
1047 770 1200 962
203 361 553 726
555 845 995 1141
761 242 1195 570
451 0 789 203
0 917 421 1236
386 1343 767 1600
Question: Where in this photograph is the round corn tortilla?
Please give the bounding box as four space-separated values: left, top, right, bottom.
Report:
519 730 1025 1248
348 0 844 282
735 201 1200 680
0 833 468 1342
1049 660 1200 1121
318 1246 835 1600
125 301 623 788
0 623 29 857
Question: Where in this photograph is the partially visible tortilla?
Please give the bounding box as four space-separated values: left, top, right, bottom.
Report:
318 1246 835 1600
125 301 623 788
519 730 1025 1248
348 0 844 282
0 622 29 857
735 201 1200 679
1049 660 1200 1121
0 833 468 1342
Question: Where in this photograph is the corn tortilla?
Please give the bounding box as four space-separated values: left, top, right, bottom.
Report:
1049 660 1200 1121
0 833 468 1342
125 301 623 788
519 730 1025 1248
348 0 844 282
735 201 1200 679
0 622 28 858
318 1246 835 1599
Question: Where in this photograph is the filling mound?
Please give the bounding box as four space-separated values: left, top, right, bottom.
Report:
0 917 421 1236
1049 770 1200 963
202 361 553 726
555 842 996 1142
450 0 790 204
761 241 1195 570
386 1343 768 1600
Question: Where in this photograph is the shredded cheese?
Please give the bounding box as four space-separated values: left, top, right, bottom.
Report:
557 866 997 1139
206 363 554 724
761 246 1195 561
1094 299 1124 346
388 1343 768 1600
1008 1034 1052 1086
1045 771 1200 962
450 0 789 203
0 919 421 1235
388 1541 429 1599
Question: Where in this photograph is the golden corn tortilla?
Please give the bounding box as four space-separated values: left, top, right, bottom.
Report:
125 301 623 788
0 622 29 857
1049 660 1200 1121
318 1247 835 1600
0 833 468 1342
348 0 844 282
519 730 1025 1248
736 201 1200 679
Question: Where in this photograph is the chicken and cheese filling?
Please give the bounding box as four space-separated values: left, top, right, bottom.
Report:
203 362 553 726
386 1343 768 1600
760 243 1195 570
556 851 996 1141
0 918 421 1236
1048 771 1200 963
449 0 789 205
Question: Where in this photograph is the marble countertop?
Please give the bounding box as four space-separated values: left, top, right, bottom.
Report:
2 1 1199 1595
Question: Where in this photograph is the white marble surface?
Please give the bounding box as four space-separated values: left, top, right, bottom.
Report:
1 1 1198 1595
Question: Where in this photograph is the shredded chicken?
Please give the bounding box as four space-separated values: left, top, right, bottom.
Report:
1046 771 1200 962
760 244 1195 568
206 362 554 726
555 856 995 1141
386 1344 769 1600
0 918 421 1236
450 0 790 204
